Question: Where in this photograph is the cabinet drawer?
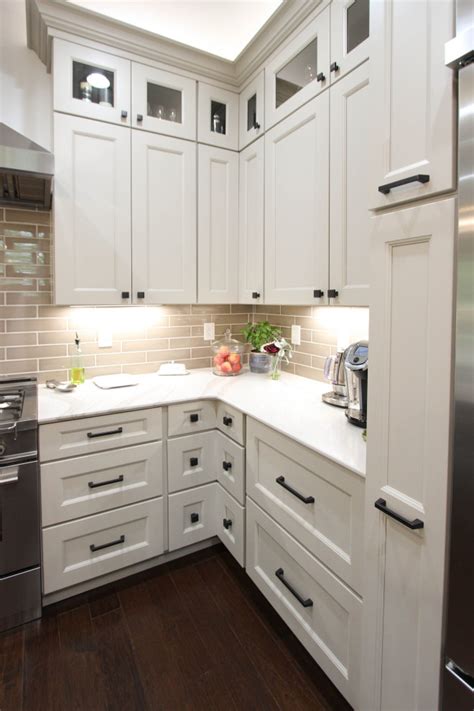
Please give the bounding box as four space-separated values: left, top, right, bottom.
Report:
41 442 163 526
216 431 245 504
216 485 245 567
247 419 364 592
168 400 216 437
246 499 361 706
167 431 215 493
42 498 164 594
168 483 216 551
216 402 244 444
40 409 162 462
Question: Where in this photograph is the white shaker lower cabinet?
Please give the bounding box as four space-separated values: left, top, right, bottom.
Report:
168 483 216 550
54 113 131 305
246 499 362 706
215 430 245 505
329 61 370 306
198 145 239 303
42 498 164 594
361 199 455 711
167 431 216 493
264 93 329 305
132 131 197 303
369 0 454 208
216 484 245 567
239 138 264 304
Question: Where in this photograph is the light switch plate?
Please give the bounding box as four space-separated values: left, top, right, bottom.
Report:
204 322 215 341
97 330 112 348
291 325 301 346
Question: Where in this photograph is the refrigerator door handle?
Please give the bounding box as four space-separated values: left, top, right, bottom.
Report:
446 660 474 693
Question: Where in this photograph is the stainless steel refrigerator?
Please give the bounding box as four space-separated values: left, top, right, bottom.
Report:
443 2 474 709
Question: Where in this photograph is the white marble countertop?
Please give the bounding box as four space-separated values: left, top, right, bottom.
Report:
38 369 366 477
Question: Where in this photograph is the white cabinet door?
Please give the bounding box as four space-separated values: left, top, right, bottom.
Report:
198 83 239 150
361 199 455 711
53 38 131 126
329 61 370 306
54 114 131 305
131 63 196 140
132 131 197 304
369 0 455 208
330 0 370 81
239 71 264 149
216 485 245 567
239 138 264 304
265 8 330 129
198 145 239 303
265 94 329 305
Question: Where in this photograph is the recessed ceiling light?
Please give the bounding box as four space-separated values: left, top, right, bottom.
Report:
86 72 110 89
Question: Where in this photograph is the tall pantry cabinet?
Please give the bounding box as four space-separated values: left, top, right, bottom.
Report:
361 0 456 709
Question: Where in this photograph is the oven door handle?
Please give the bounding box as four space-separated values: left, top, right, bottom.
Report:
0 422 17 434
0 466 19 484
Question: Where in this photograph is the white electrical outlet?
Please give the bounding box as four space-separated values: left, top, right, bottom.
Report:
203 322 215 341
97 330 113 348
291 324 301 346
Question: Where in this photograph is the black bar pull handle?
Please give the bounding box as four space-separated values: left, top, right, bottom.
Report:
87 427 123 439
88 474 124 489
276 476 315 504
374 498 424 530
90 534 125 553
275 568 313 608
378 174 430 195
223 518 232 530
222 461 232 471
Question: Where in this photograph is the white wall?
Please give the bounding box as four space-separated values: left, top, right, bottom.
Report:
0 0 52 149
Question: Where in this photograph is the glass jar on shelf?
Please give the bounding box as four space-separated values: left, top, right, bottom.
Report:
212 329 246 376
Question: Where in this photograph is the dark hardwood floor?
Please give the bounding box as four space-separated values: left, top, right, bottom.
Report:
0 544 352 711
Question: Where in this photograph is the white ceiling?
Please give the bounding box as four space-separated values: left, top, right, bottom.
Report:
65 0 285 61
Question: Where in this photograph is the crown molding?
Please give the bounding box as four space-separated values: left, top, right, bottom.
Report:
26 0 321 89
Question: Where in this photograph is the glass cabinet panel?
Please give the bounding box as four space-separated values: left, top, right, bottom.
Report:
275 38 318 108
346 0 369 54
247 94 257 131
147 83 182 123
72 61 115 107
211 101 227 134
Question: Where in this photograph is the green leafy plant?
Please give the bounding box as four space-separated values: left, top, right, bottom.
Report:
241 321 281 352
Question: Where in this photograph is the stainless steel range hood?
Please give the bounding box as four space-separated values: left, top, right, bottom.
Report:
0 123 54 210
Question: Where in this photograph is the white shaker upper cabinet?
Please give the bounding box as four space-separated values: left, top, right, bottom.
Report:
198 83 239 151
53 39 131 126
329 61 370 306
198 145 239 304
330 0 370 82
361 199 455 711
132 132 197 304
239 71 265 150
265 7 330 130
131 63 196 140
239 138 264 304
265 93 329 305
369 0 455 209
54 113 131 306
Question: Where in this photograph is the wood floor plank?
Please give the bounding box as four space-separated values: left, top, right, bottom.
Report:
0 627 24 711
23 616 66 711
171 562 280 711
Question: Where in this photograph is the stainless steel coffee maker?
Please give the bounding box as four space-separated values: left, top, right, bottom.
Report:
322 348 349 407
344 340 368 427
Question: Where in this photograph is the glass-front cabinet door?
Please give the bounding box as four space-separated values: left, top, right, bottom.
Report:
198 83 239 151
239 71 264 150
53 39 131 125
132 63 196 140
330 0 370 80
265 8 329 129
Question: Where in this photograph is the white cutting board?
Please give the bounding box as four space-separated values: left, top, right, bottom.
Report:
93 374 139 389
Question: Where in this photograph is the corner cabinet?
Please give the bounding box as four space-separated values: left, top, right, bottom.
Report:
264 93 329 305
54 113 132 305
239 138 264 304
132 132 197 304
198 145 239 303
239 71 265 149
198 83 239 151
361 199 455 711
369 0 455 208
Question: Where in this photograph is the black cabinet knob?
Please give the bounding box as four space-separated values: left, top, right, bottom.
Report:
121 291 130 299
190 512 199 523
330 62 339 73
222 461 232 471
121 110 128 119
190 413 199 423
190 457 199 467
313 289 324 298
136 291 145 299
137 113 143 122
253 121 261 130
252 291 261 299
222 416 233 427
328 289 339 298
316 72 326 82
223 518 232 530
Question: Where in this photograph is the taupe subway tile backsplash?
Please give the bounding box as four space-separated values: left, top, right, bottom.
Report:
0 207 369 383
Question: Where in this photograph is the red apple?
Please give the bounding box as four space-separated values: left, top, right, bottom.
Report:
228 353 241 365
231 362 241 373
220 361 232 374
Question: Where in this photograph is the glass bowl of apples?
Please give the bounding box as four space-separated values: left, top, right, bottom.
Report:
212 329 246 376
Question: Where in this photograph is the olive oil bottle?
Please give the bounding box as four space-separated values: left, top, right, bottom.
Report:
70 332 85 385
